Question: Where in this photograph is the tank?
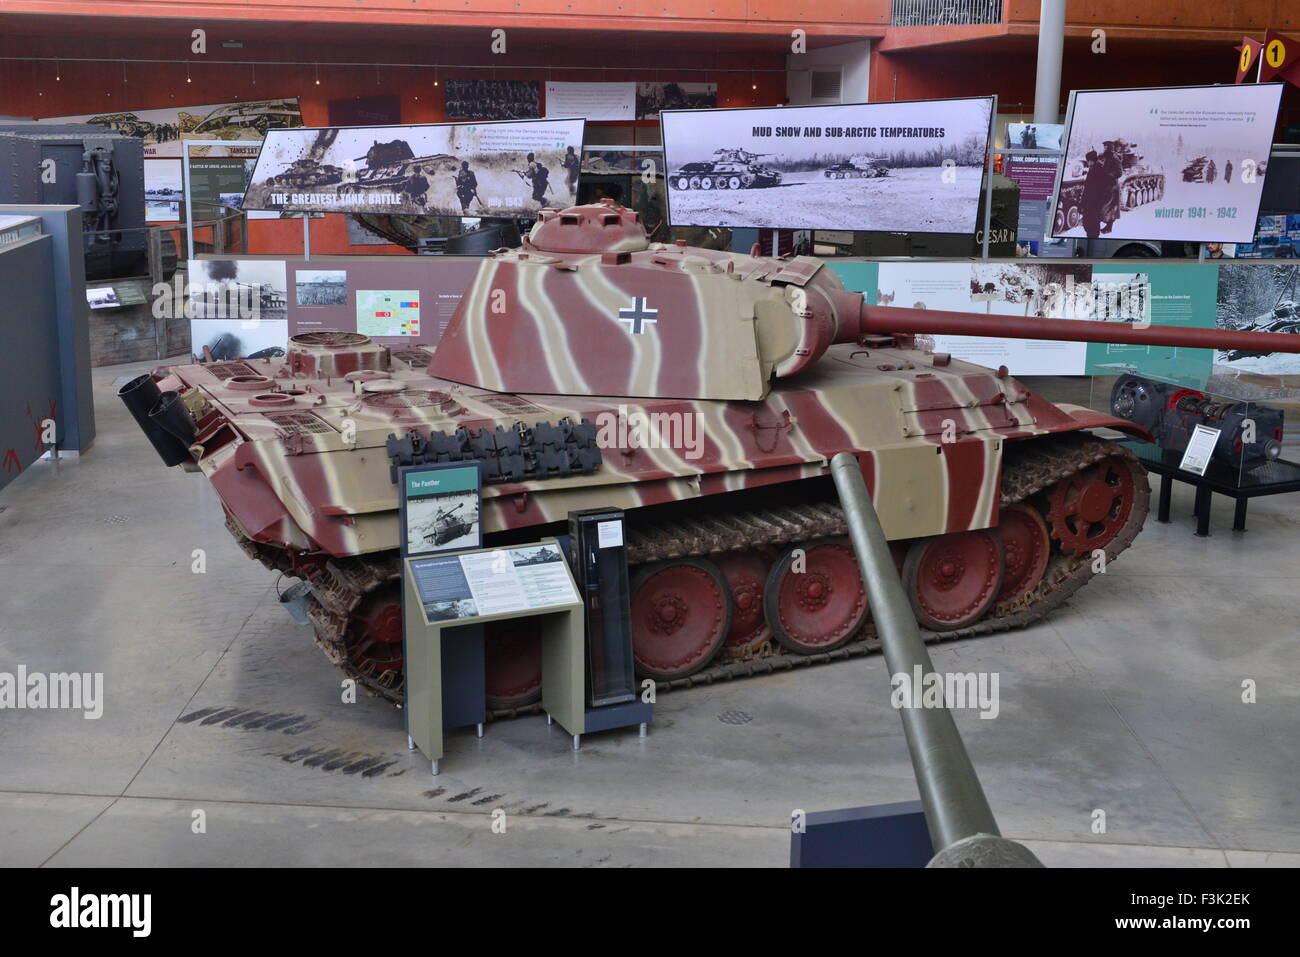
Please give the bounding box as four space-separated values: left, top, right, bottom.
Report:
823 156 888 179
669 148 782 191
418 502 476 548
1054 139 1165 234
266 158 346 190
338 139 457 197
125 201 1300 713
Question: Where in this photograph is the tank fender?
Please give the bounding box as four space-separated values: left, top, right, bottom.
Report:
1058 405 1154 443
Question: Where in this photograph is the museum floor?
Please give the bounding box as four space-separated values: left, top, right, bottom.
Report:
0 360 1296 868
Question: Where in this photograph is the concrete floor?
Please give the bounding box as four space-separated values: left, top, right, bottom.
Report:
1 360 1297 868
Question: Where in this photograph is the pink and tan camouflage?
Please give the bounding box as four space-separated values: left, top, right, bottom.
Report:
122 201 1300 712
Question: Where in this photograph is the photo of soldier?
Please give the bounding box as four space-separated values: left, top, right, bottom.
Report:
403 165 431 208
453 161 480 214
563 145 580 196
518 152 550 204
1080 143 1123 239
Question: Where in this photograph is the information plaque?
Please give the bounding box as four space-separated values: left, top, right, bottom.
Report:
409 543 579 624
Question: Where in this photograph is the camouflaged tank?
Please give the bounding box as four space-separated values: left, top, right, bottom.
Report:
125 201 1300 713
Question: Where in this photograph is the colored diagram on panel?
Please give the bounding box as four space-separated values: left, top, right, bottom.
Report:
357 290 421 336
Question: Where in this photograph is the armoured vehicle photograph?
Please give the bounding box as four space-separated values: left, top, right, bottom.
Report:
1181 156 1217 183
823 156 888 179
122 201 1300 714
1053 139 1165 234
669 148 782 190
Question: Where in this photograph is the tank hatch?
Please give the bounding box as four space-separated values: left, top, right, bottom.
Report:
428 202 856 401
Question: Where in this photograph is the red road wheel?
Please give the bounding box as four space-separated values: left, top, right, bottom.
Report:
903 530 1004 632
764 537 869 655
715 549 774 659
995 504 1052 605
1045 455 1137 556
484 619 542 710
347 583 404 674
631 558 731 680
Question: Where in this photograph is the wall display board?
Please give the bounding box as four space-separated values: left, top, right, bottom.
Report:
443 80 540 120
1049 84 1284 243
545 82 635 121
144 160 183 222
44 97 303 158
1214 262 1300 374
186 259 289 361
285 258 480 346
637 82 716 119
830 259 1218 383
399 463 483 557
661 96 995 232
242 118 585 216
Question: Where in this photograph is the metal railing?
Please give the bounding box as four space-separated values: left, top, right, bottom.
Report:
891 0 1003 26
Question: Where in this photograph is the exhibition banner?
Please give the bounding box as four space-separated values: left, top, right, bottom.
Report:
830 259 1220 384
545 82 636 121
444 80 540 120
241 119 586 217
44 97 303 158
661 96 995 232
1049 83 1284 244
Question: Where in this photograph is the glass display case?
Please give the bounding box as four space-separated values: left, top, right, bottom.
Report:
1089 369 1300 532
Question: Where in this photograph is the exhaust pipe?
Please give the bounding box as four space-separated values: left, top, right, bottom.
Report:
118 375 193 466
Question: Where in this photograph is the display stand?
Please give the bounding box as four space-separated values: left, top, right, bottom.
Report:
1126 442 1300 536
403 538 586 775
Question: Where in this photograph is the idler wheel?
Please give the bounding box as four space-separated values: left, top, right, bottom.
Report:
631 558 731 680
714 549 774 659
764 537 869 655
346 583 404 675
994 504 1051 606
903 530 1004 631
484 619 542 710
1045 455 1137 556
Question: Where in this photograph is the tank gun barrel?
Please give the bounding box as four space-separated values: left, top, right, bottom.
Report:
857 303 1300 355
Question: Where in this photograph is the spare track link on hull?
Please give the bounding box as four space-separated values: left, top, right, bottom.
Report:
266 431 1146 714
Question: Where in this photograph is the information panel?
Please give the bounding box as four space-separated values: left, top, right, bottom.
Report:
661 96 994 232
410 545 579 624
1050 84 1284 243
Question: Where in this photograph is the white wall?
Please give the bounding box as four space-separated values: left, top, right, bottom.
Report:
785 39 872 106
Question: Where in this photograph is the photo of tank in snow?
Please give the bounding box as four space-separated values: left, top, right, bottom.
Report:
1050 84 1283 244
1215 264 1300 374
240 119 585 218
661 96 994 232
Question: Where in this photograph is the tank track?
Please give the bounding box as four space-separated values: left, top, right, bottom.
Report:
274 431 1147 714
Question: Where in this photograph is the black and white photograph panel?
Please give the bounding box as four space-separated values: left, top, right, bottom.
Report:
1050 84 1283 243
241 119 584 217
662 97 994 232
187 259 289 320
189 318 289 362
295 269 348 307
406 489 481 554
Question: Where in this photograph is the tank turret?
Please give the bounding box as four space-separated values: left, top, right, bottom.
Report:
125 201 1300 710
